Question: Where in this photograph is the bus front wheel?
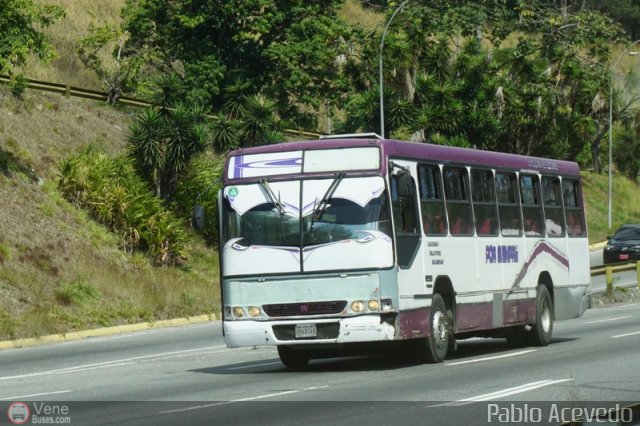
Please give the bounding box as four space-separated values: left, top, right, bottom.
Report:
277 346 310 369
527 284 554 346
416 293 450 363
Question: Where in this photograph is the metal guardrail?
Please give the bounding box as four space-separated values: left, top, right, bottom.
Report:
0 74 323 138
591 261 640 297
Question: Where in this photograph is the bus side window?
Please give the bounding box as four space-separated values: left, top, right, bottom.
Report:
444 167 473 236
496 172 522 236
520 174 544 237
391 173 419 234
562 179 586 237
471 169 498 236
418 164 447 235
542 176 565 237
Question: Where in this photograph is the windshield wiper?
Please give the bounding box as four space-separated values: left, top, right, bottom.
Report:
312 172 345 222
259 178 285 216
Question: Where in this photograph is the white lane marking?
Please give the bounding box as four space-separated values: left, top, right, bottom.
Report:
430 379 573 407
445 350 537 366
0 346 228 381
585 316 631 324
0 390 72 400
227 361 282 370
160 385 330 413
612 330 640 338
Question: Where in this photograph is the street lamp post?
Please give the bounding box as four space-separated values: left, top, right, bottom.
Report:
608 39 640 231
379 0 409 138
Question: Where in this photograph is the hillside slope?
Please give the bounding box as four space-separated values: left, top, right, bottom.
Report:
0 88 218 340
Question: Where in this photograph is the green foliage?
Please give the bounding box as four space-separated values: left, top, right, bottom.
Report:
77 24 142 103
0 243 11 263
56 148 189 266
9 74 28 98
0 0 64 74
339 0 624 168
121 0 356 126
127 102 208 200
173 154 225 243
613 121 640 181
55 280 101 306
588 0 640 39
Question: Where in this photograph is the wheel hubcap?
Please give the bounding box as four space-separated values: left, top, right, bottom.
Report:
432 310 448 349
540 300 551 333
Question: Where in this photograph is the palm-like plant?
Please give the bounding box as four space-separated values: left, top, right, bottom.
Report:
242 95 280 147
128 108 165 197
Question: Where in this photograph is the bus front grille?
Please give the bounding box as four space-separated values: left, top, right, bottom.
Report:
263 301 347 317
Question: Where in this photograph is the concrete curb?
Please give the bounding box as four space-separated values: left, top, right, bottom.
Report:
0 313 218 351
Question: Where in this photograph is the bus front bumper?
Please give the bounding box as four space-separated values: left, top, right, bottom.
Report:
223 315 395 348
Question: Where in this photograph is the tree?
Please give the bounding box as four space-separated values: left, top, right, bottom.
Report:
77 24 144 104
120 0 357 127
341 0 624 169
0 0 64 74
128 101 209 200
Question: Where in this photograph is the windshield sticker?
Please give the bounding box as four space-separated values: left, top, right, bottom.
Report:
227 187 239 199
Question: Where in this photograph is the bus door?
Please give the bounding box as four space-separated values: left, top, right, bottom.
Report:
389 163 426 327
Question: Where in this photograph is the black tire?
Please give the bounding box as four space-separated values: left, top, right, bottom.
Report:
527 284 554 346
415 293 450 363
277 346 310 369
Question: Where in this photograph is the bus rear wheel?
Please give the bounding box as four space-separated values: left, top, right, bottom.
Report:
527 284 553 346
415 293 450 363
277 346 310 369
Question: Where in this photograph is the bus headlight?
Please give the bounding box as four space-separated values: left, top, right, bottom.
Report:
351 300 365 313
248 306 262 317
367 300 380 312
233 307 245 318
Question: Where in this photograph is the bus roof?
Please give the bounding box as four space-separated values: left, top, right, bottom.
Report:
225 137 580 179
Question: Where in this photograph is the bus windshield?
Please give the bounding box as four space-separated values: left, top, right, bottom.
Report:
221 176 393 276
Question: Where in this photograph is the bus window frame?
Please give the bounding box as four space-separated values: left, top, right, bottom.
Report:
443 166 474 236
418 163 448 236
520 173 545 237
496 171 523 237
542 175 566 237
562 177 587 237
471 168 499 237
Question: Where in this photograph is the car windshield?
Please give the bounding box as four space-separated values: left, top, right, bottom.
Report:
613 226 640 240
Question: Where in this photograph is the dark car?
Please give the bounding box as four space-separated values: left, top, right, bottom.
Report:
603 224 640 264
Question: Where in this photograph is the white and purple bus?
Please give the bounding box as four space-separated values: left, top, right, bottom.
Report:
218 134 590 368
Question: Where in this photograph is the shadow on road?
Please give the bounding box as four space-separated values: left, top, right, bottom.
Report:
191 337 577 375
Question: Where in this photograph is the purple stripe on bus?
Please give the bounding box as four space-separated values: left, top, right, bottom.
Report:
233 155 244 179
232 157 302 171
511 241 569 289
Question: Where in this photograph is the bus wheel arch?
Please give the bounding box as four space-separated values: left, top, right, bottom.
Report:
433 276 455 319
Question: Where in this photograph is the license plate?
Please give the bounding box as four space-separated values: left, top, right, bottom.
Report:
620 254 630 260
295 323 317 339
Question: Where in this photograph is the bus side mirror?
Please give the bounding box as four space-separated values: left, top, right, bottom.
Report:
192 205 205 230
397 173 414 197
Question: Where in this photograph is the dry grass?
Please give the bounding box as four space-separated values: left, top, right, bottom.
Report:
340 0 384 30
21 0 125 89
